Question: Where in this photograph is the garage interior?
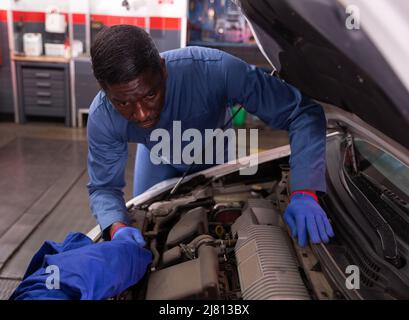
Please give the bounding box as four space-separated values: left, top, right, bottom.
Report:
0 0 289 299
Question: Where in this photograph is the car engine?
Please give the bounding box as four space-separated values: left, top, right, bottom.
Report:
121 159 318 300
112 136 409 300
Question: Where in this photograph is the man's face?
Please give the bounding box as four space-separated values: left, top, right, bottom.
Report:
105 61 167 129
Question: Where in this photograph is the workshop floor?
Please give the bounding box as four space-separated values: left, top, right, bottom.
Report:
0 120 288 299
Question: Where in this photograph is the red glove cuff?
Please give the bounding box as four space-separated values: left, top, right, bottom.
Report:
290 190 319 203
110 225 127 239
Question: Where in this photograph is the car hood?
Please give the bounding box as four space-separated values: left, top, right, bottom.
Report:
237 0 409 150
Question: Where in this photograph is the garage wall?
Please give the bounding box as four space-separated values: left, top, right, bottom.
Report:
0 9 13 114
8 0 187 53
0 0 188 120
88 0 186 52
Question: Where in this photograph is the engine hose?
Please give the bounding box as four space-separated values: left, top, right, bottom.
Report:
188 234 215 249
146 200 215 269
150 238 160 271
145 200 214 237
215 238 237 247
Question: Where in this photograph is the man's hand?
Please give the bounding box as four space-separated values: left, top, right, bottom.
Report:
283 191 334 247
111 226 146 247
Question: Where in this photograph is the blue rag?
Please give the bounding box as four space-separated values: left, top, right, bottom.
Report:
10 232 152 300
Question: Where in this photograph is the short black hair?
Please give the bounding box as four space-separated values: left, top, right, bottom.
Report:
91 25 162 88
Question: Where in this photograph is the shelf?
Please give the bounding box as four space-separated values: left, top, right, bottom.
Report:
13 55 71 64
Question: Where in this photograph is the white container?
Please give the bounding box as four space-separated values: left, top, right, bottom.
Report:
45 43 66 57
23 33 43 56
72 40 84 57
46 12 67 34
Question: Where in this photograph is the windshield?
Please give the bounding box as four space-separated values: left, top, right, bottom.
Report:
353 139 409 201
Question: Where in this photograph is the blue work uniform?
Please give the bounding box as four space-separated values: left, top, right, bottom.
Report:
87 46 326 233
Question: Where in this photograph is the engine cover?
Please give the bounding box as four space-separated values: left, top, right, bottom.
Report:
233 199 310 300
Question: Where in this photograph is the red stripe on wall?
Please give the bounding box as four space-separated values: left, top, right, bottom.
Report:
13 11 45 23
6 11 181 30
12 11 69 23
0 10 4 65
0 10 7 22
72 13 86 25
91 15 146 28
150 17 181 30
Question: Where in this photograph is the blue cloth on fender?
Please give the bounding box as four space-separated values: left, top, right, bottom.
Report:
10 232 152 300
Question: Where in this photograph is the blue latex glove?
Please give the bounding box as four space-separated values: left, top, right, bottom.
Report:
112 227 146 247
284 193 334 247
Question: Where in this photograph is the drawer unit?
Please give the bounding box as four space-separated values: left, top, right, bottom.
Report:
74 59 100 108
24 88 65 99
20 106 66 117
22 79 66 90
74 59 100 127
0 21 14 115
16 61 71 126
24 97 66 108
22 68 65 81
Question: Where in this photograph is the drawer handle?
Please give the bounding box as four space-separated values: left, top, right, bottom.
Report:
37 100 52 106
35 72 51 78
36 82 51 88
37 91 51 97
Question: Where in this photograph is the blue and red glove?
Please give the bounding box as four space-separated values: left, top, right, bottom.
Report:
284 191 334 247
111 226 146 247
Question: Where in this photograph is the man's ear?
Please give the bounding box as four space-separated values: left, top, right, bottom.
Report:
161 58 168 80
98 80 108 92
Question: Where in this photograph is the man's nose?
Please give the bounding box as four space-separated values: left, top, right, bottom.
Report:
132 102 150 122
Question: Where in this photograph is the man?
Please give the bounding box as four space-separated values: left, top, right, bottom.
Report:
87 25 334 246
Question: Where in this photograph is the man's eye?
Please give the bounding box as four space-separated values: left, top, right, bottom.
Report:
145 92 156 100
118 101 130 108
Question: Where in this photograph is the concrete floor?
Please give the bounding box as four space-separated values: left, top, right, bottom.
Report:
0 119 288 299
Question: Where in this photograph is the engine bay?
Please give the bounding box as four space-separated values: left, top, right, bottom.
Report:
117 158 331 300
144 197 309 300
114 134 409 300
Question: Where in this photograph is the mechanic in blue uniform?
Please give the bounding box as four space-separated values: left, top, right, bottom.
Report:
87 25 334 246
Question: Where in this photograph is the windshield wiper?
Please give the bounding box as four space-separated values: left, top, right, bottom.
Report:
345 133 359 175
344 132 409 217
360 172 409 225
342 134 403 268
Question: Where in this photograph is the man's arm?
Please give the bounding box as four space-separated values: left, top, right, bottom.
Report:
219 52 333 246
220 52 326 193
87 106 131 239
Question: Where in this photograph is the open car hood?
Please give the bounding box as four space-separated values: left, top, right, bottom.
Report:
237 0 409 150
